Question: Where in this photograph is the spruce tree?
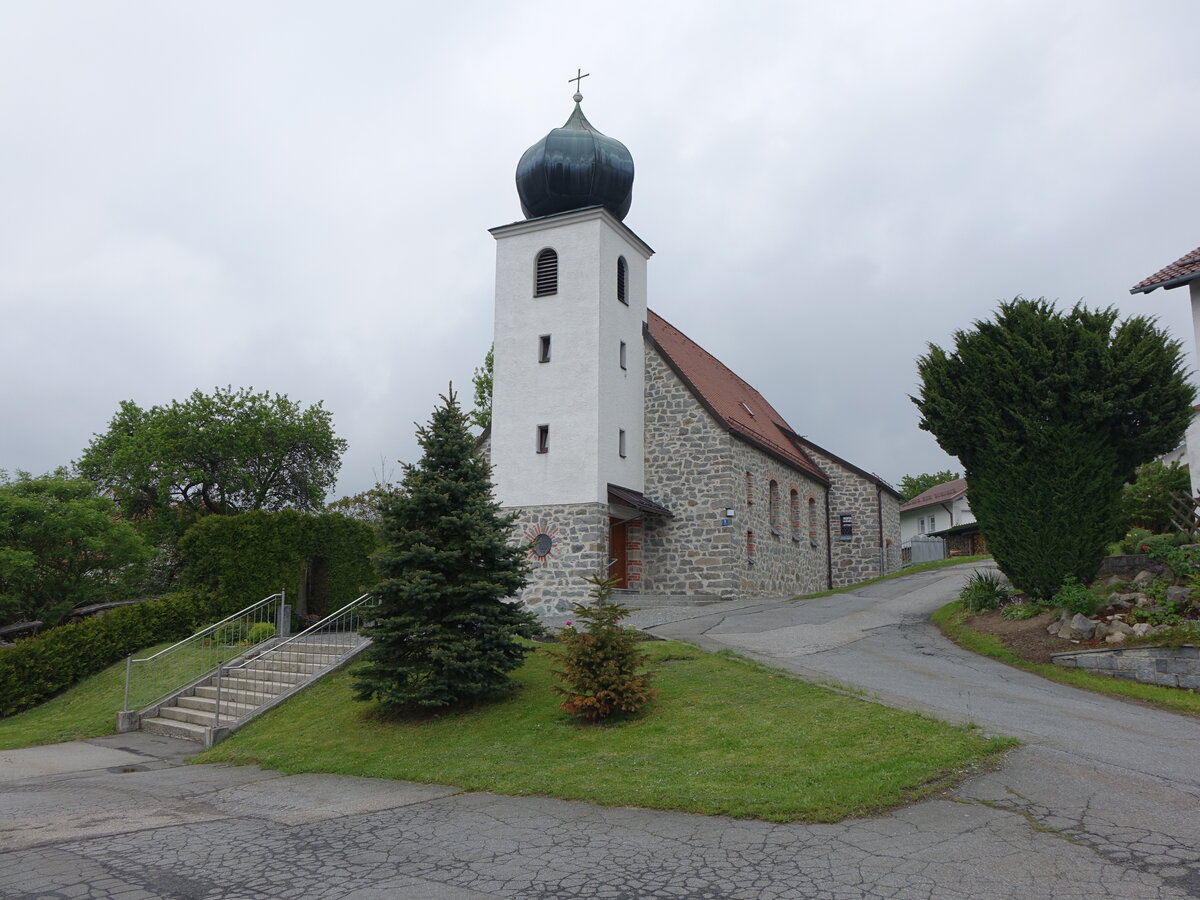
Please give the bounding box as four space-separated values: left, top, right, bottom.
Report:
353 388 538 713
914 298 1194 599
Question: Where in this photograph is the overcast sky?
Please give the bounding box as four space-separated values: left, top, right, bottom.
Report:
3 1 1199 499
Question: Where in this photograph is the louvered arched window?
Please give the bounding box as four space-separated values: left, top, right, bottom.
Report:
535 248 558 297
616 256 628 304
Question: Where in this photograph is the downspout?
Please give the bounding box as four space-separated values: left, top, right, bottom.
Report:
941 502 954 526
876 484 884 576
824 488 833 590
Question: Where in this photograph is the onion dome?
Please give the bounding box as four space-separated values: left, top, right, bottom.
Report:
515 95 635 221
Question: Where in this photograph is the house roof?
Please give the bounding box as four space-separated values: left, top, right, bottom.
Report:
899 477 967 512
608 483 674 518
645 311 828 483
1130 244 1200 294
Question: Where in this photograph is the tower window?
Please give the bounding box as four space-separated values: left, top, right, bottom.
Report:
538 334 551 363
536 425 549 454
616 256 628 304
619 429 626 458
619 340 627 370
535 248 558 297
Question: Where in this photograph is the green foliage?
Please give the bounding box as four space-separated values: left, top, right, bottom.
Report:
1000 601 1043 620
1138 536 1200 578
1052 576 1103 617
0 589 238 717
77 386 348 548
1121 460 1191 534
914 298 1194 599
470 345 493 430
545 573 657 722
958 569 1009 613
246 622 277 644
353 388 539 713
0 473 152 627
178 509 377 616
897 470 960 502
1117 527 1156 554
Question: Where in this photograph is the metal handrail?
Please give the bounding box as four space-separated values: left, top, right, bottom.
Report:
123 590 287 713
212 593 375 728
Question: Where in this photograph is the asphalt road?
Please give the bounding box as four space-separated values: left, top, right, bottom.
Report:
2 565 1198 899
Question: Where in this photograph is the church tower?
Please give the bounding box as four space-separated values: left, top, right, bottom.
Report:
489 82 655 609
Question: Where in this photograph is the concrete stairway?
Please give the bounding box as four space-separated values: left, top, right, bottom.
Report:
139 636 366 745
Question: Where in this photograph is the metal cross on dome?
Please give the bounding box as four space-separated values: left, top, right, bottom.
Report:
568 68 589 101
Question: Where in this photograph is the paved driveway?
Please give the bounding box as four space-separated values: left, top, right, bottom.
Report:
2 565 1199 899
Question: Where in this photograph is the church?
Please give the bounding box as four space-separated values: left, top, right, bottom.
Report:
482 85 901 612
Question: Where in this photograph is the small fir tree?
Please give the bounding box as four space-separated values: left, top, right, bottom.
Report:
546 572 656 722
353 388 539 713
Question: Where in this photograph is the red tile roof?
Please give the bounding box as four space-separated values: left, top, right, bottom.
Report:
1130 244 1200 294
645 311 827 483
899 477 967 512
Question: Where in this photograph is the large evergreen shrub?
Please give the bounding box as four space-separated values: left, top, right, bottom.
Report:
178 509 377 615
914 299 1193 600
353 390 539 713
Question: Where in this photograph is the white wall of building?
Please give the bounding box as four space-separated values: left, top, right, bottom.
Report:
899 494 974 543
489 207 652 508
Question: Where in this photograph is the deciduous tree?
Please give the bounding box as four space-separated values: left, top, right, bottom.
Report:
897 470 960 502
914 298 1193 599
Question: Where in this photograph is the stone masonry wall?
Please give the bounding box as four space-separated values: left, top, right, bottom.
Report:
642 347 827 598
503 501 609 614
1052 644 1200 691
730 438 829 597
803 447 899 588
642 348 739 596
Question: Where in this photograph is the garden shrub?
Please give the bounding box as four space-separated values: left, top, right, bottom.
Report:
959 570 1009 613
1053 577 1102 617
179 509 377 615
0 589 239 717
245 622 276 644
545 573 656 722
1001 601 1043 621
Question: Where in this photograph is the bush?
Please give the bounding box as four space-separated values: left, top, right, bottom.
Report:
1053 577 1102 617
0 589 239 717
1137 536 1200 578
959 570 1009 613
246 622 276 644
544 573 657 722
1001 601 1043 621
179 509 377 616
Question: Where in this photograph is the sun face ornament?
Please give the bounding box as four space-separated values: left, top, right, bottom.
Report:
524 523 557 563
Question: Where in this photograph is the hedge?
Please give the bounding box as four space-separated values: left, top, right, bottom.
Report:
178 510 378 615
0 589 240 718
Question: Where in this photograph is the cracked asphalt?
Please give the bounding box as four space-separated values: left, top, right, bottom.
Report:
3 564 1200 898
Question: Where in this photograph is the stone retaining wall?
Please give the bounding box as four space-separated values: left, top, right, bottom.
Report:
1051 644 1200 690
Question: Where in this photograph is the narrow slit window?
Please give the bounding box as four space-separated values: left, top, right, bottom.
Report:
535 248 558 297
616 256 628 304
536 425 549 454
790 489 801 541
619 340 627 370
538 334 551 363
619 429 626 458
769 480 781 535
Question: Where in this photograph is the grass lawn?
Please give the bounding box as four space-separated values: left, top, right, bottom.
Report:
794 555 992 601
197 640 1014 823
933 601 1200 717
0 641 173 750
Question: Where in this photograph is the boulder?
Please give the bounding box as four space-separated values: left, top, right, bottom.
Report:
1132 622 1153 637
1136 595 1157 609
1107 595 1133 611
1106 631 1127 645
1131 570 1156 586
1058 613 1096 641
1166 586 1192 606
1107 619 1134 636
1092 622 1109 640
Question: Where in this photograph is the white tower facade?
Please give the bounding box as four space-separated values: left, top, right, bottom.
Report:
489 206 652 510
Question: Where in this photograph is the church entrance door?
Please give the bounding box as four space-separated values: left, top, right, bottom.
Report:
610 518 629 589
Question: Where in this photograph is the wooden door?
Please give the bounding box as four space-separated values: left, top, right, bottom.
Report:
610 518 629 589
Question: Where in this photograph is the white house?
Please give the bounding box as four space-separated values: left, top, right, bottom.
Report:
898 477 973 545
1131 244 1200 497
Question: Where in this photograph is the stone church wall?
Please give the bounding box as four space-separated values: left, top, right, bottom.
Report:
505 501 610 613
642 349 739 596
642 348 827 598
803 445 901 588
